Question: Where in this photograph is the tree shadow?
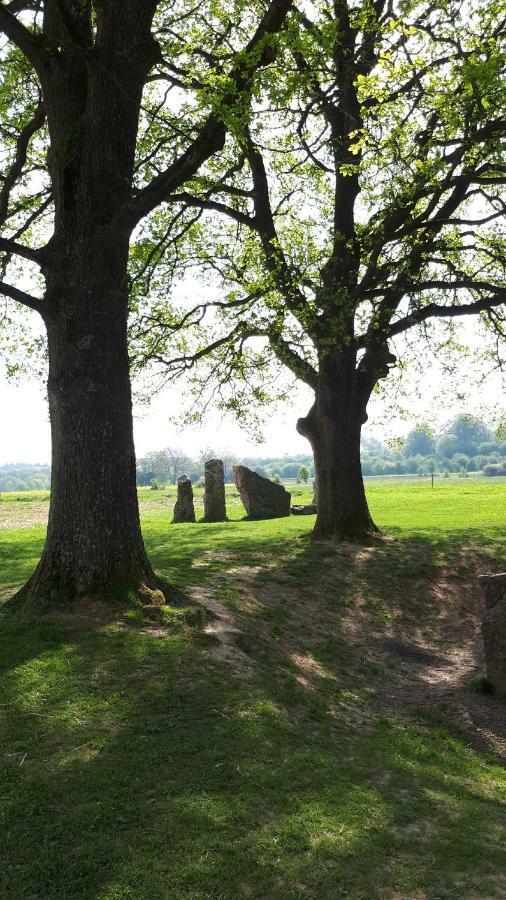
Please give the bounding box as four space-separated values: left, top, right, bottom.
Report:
2 515 506 896
1 615 506 899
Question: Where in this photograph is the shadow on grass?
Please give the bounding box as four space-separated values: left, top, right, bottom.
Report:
144 517 506 759
1 513 506 897
144 518 505 625
1 613 505 899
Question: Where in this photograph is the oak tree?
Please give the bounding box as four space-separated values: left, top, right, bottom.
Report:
136 0 506 538
0 0 293 605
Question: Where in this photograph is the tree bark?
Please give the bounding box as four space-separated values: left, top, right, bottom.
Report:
13 3 162 609
16 246 161 609
297 349 378 540
28 292 160 609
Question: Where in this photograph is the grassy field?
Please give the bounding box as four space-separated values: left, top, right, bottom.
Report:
0 480 505 898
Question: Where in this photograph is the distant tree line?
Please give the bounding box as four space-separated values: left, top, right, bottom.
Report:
362 415 506 478
137 416 505 488
1 414 504 494
135 447 315 488
0 465 50 493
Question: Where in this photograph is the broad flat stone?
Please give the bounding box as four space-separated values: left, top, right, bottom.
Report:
291 504 317 516
233 465 291 519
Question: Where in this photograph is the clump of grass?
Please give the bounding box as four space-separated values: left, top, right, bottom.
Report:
468 673 494 694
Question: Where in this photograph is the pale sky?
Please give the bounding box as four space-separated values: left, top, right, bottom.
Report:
0 279 503 465
1 343 502 465
0 372 313 464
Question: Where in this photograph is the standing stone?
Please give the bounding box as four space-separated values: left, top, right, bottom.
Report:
233 465 291 519
172 474 196 523
204 459 227 522
480 573 506 696
312 478 319 506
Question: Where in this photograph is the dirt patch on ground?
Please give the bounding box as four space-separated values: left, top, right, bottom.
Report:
0 495 181 531
205 544 506 759
372 580 506 759
0 501 49 530
23 596 123 626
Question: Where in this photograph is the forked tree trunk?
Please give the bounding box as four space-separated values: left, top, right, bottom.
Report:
297 349 378 540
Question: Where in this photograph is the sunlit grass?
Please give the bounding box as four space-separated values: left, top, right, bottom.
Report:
0 480 505 898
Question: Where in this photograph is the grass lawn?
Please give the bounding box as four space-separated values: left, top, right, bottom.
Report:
0 480 505 898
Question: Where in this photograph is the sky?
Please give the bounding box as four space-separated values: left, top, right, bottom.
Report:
0 371 313 464
1 342 502 466
0 273 503 466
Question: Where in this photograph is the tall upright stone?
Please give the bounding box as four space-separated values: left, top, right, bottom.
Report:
480 573 506 695
234 465 291 519
172 475 196 524
204 459 227 522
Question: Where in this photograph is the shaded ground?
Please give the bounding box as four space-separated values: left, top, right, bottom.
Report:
0 481 505 898
201 540 506 759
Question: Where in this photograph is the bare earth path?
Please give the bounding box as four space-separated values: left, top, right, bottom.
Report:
196 543 506 761
0 499 50 530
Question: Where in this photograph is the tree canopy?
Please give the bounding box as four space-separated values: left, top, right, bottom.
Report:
132 0 505 414
0 0 293 321
1 0 505 548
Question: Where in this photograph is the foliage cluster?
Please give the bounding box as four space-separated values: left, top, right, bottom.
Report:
363 415 506 477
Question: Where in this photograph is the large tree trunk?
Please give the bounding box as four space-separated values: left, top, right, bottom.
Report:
13 2 162 609
19 285 157 609
16 238 161 609
297 349 378 540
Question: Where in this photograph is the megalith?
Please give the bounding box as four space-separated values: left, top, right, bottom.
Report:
172 474 196 523
480 573 506 696
233 465 291 519
204 459 227 522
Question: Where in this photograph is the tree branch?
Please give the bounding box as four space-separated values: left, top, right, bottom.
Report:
146 324 265 376
360 173 472 340
0 4 49 75
0 236 44 264
0 101 46 226
268 332 317 387
126 0 294 226
167 191 256 230
244 131 309 315
0 279 45 315
134 291 263 340
386 292 506 339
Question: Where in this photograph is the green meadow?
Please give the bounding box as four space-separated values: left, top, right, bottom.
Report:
0 479 505 899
